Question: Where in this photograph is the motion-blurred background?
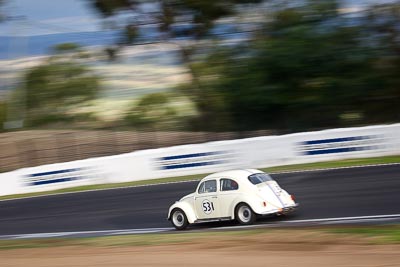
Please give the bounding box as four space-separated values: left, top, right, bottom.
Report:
0 0 399 172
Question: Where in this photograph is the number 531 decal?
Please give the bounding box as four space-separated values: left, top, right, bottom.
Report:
202 200 215 214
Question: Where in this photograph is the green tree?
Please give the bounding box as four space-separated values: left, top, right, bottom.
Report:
361 3 400 123
52 42 81 54
234 7 372 130
124 93 178 130
0 101 6 131
180 0 400 131
175 50 233 131
22 44 100 126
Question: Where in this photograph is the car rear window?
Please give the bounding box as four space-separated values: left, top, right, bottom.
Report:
248 173 274 185
220 178 239 191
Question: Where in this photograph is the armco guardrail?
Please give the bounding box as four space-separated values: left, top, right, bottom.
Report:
1 124 399 196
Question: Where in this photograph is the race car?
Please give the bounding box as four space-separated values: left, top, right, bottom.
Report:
167 169 298 230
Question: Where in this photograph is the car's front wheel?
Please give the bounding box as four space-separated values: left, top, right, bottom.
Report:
171 209 189 230
235 203 256 225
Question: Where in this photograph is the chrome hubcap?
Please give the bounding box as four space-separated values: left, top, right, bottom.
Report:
172 211 184 227
238 206 252 223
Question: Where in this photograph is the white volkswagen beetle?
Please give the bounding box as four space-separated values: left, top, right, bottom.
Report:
168 169 298 230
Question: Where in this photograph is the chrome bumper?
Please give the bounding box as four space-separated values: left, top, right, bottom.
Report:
280 204 298 214
259 203 299 216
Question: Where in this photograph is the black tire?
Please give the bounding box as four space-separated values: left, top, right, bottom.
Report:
171 209 189 230
235 203 256 225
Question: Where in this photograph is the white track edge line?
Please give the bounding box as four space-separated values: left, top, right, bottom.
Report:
284 213 400 223
1 213 400 240
0 227 174 239
211 214 400 231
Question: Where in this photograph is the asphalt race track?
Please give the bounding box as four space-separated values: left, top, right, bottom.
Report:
1 164 400 236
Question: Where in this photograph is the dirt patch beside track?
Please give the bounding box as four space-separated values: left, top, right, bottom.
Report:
1 230 399 267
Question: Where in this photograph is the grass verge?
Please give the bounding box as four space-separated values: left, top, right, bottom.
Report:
1 155 399 201
329 225 400 244
0 225 399 250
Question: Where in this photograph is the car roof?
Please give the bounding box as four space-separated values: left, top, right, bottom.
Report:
203 169 264 180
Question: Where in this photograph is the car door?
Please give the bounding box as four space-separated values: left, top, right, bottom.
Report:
194 179 220 220
218 178 240 217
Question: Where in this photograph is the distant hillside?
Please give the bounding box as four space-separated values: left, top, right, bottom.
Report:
0 22 250 59
0 30 122 59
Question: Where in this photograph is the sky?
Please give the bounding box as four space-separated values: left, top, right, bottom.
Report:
0 0 102 36
0 0 398 36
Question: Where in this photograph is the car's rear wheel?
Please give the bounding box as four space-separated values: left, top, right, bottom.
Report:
171 209 188 230
235 203 255 225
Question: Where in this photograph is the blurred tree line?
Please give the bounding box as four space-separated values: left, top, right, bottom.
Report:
86 0 400 132
0 43 5 130
2 0 400 133
177 0 400 131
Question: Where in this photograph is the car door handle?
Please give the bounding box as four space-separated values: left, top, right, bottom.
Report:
212 196 218 199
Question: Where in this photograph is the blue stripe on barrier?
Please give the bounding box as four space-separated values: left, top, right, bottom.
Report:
28 168 80 177
160 151 224 161
31 176 79 186
304 146 374 155
162 160 226 170
302 136 365 146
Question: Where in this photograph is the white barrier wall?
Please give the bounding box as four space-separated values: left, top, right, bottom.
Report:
1 124 400 196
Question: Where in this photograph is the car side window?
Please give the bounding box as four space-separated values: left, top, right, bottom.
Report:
220 178 239 191
198 180 217 194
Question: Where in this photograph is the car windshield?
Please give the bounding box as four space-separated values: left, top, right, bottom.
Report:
248 173 274 185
